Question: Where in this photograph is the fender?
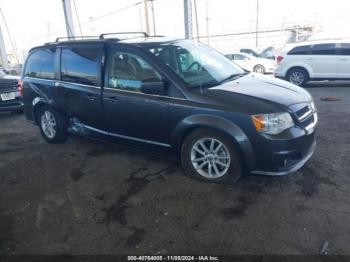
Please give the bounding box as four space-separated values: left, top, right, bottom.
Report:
32 97 66 124
171 114 256 171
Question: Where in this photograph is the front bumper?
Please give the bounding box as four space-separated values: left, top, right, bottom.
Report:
251 140 316 176
249 108 317 176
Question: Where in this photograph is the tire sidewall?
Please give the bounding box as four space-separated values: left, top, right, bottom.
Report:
254 64 265 74
287 68 308 86
37 106 68 143
181 129 242 184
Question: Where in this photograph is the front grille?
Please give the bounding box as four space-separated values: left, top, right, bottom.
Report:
295 104 312 120
299 114 314 128
294 103 317 130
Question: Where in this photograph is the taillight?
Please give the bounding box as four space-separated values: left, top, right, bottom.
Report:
276 56 284 63
18 80 23 97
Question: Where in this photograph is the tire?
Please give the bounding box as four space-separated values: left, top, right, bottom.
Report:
286 68 309 86
181 128 242 184
37 105 68 143
253 64 265 74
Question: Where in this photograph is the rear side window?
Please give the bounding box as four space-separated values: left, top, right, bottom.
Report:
24 48 55 79
61 47 100 86
340 43 350 55
310 43 336 55
287 45 311 55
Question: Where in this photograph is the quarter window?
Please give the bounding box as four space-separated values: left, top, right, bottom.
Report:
107 51 162 92
310 44 336 55
61 47 100 86
340 43 350 55
288 45 311 55
24 48 55 79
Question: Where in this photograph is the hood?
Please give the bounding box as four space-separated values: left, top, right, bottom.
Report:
209 73 311 106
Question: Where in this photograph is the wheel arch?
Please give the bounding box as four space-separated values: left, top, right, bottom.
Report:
286 66 311 79
32 97 67 125
253 64 265 69
172 114 256 172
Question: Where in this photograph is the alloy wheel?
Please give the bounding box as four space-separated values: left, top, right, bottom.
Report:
289 71 305 86
190 138 231 178
254 65 265 74
41 110 57 139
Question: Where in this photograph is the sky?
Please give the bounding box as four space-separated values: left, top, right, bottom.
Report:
0 0 350 64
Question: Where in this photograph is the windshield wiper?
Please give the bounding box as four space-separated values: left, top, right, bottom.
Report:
218 72 247 85
190 72 248 89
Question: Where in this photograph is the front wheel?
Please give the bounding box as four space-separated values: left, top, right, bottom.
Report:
37 106 68 143
286 68 309 86
181 128 242 184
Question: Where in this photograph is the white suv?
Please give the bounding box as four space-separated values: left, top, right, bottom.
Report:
274 40 350 86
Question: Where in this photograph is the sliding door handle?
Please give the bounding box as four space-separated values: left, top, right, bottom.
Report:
85 93 99 101
104 96 119 103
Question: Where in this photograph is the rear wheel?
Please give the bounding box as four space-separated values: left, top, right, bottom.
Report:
37 106 68 143
287 68 309 86
253 64 265 74
181 128 242 184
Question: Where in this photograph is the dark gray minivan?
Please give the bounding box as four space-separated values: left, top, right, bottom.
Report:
21 33 318 183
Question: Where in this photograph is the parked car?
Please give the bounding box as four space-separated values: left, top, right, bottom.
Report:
275 40 350 86
225 52 276 74
0 68 22 113
240 48 260 58
240 47 276 60
260 47 276 60
8 65 22 76
21 34 317 183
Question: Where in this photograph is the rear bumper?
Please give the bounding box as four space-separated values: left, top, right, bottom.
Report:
0 99 23 112
265 67 276 74
274 68 287 78
274 75 284 80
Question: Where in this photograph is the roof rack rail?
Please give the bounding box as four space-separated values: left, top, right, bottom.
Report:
50 32 159 44
55 36 99 42
99 32 148 40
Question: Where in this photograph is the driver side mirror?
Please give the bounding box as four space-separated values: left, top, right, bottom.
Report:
140 80 166 96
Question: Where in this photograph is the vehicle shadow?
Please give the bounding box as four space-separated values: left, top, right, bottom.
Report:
0 112 16 120
305 80 350 88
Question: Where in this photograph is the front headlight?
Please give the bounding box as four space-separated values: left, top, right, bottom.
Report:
251 112 294 135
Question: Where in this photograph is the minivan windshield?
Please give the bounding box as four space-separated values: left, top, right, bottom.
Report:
148 41 245 88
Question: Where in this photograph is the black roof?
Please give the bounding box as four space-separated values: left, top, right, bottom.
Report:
31 36 184 53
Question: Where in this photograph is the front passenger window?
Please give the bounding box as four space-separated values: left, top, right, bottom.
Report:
107 51 162 93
